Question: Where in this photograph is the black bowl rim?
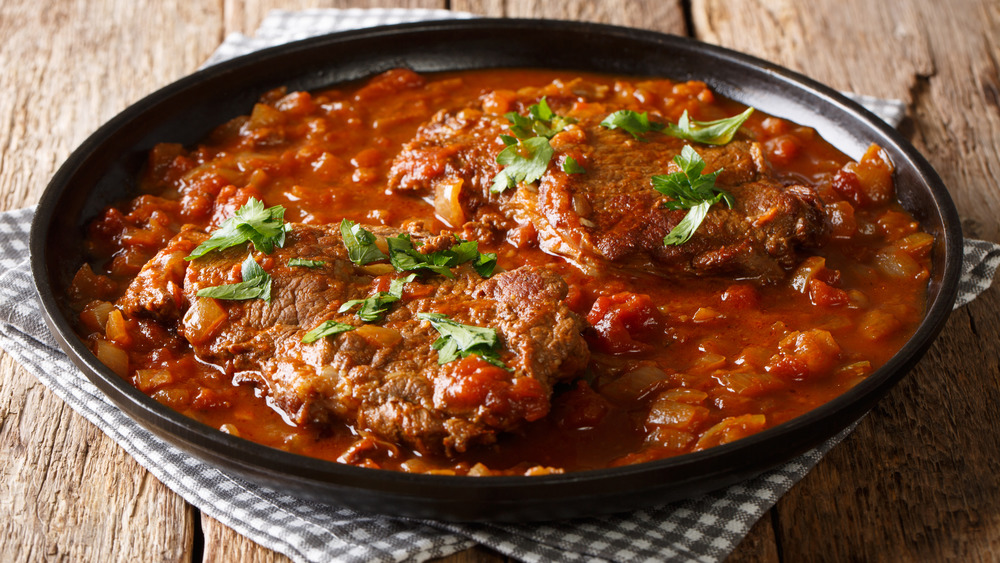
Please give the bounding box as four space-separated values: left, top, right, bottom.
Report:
29 18 963 519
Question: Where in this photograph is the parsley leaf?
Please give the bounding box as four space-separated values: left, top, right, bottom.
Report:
196 255 272 302
417 312 510 370
386 234 454 277
186 198 287 260
666 107 754 145
338 273 417 322
601 107 754 145
562 156 586 174
600 110 666 141
340 219 388 265
288 258 325 268
385 234 497 279
301 321 355 344
491 137 554 193
505 97 576 140
492 98 575 194
473 251 498 278
651 145 735 246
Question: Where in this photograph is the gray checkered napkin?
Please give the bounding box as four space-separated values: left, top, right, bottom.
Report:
3 8 999 563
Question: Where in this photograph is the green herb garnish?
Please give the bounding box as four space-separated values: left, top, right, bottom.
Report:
288 258 326 268
196 255 272 302
472 251 498 278
505 97 576 140
562 156 586 174
491 98 575 194
340 219 388 265
652 145 734 246
491 137 554 193
186 198 287 260
385 234 497 279
599 110 666 141
600 107 754 145
338 273 417 322
301 321 355 344
666 108 754 145
417 312 510 370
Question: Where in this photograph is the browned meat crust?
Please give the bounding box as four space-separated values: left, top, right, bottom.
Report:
388 80 827 283
118 223 588 456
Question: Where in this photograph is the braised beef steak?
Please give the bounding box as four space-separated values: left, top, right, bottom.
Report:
388 79 827 282
120 223 588 455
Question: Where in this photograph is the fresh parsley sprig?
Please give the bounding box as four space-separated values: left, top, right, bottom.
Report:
385 234 497 279
492 137 554 193
196 255 272 302
340 219 388 265
600 107 754 145
599 110 666 141
417 312 510 370
667 108 754 145
186 198 287 260
505 97 576 140
652 145 735 246
492 97 578 194
338 273 417 322
301 320 355 344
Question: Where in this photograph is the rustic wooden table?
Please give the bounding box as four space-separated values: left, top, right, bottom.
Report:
2 1 998 561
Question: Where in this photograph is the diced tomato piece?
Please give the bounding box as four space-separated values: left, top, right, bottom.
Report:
831 166 868 207
436 356 549 423
766 329 841 380
764 134 802 167
586 292 664 354
808 279 849 307
720 284 760 310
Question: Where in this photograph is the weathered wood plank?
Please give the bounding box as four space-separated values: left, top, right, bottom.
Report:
693 0 1000 560
455 0 686 33
724 511 780 563
202 515 293 563
0 353 194 562
692 0 934 102
0 0 218 561
221 0 446 37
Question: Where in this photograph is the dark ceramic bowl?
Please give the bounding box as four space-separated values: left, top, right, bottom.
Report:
31 19 962 521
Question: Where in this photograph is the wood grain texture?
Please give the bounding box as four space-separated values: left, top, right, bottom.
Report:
0 0 217 561
202 515 293 563
454 0 685 33
724 512 780 563
221 0 444 38
693 0 1000 561
0 350 194 562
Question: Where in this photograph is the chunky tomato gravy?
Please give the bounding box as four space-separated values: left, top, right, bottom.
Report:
68 69 932 475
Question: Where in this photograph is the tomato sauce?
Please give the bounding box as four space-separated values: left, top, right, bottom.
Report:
69 69 932 475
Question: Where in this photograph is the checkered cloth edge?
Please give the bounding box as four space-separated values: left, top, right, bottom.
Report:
3 8 998 563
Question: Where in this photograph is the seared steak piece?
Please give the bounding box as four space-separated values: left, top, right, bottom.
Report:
119 223 588 456
388 82 826 282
